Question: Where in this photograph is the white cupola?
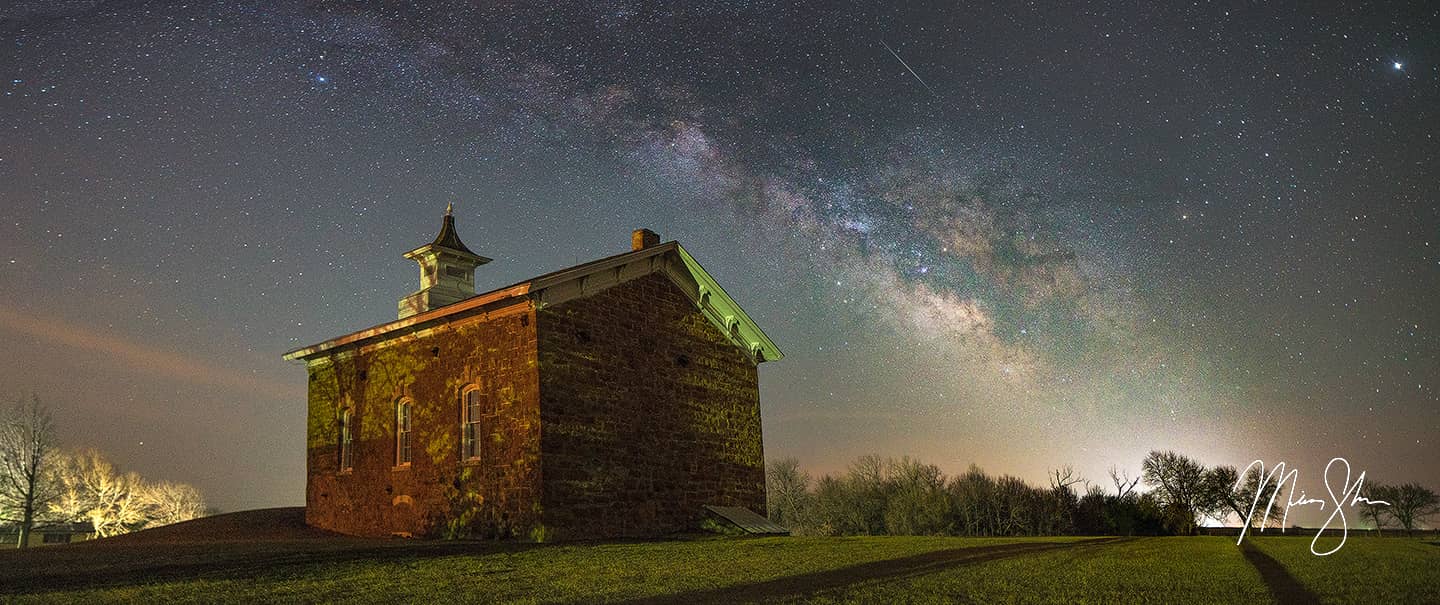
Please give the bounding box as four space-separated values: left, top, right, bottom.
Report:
397 203 491 319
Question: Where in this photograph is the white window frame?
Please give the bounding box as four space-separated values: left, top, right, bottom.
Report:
339 408 355 471
461 387 482 462
395 399 413 467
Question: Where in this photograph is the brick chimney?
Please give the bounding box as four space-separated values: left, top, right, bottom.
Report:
631 228 659 251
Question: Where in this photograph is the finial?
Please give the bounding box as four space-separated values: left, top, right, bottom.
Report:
446 202 453 216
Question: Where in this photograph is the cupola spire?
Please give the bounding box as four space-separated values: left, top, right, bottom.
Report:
398 205 491 319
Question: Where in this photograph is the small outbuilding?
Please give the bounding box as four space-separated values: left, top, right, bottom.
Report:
2 521 96 548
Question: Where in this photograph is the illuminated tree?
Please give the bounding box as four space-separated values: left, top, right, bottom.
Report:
0 395 61 548
51 449 148 537
137 481 208 527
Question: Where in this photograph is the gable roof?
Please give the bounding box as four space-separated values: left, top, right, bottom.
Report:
282 242 783 364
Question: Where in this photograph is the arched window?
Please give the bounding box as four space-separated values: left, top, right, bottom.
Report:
339 408 355 471
395 399 412 466
461 387 482 461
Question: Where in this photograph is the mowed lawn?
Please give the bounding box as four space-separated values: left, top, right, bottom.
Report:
1 510 1436 604
1247 535 1440 605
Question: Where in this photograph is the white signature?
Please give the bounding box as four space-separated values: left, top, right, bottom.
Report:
1235 457 1390 556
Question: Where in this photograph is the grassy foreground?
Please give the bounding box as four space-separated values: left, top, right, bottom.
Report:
1 511 1435 604
1247 535 1440 604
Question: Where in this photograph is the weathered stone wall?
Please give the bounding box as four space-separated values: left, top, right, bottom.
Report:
305 300 541 538
536 272 766 539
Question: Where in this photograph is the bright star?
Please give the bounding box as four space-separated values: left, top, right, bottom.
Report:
1393 62 1403 70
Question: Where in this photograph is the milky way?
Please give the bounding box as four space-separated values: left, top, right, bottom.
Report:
0 2 1435 517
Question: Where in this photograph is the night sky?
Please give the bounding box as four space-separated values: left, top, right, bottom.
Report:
1 1 1435 519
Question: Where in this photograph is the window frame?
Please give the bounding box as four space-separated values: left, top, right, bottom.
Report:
461 386 482 462
339 407 355 472
395 398 413 468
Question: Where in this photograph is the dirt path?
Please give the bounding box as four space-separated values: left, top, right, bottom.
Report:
1239 541 1320 605
623 537 1130 604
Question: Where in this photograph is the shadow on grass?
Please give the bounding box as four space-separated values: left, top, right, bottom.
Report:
621 537 1131 605
1239 541 1320 605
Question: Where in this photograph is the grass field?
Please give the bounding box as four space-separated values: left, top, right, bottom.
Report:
1 509 1436 604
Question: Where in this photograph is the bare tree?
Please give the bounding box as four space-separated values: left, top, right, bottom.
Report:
765 457 812 530
1204 465 1284 528
1109 466 1139 499
51 449 149 537
1357 482 1391 535
949 464 993 536
0 395 60 548
46 447 211 537
1141 450 1223 534
48 474 90 526
137 481 207 527
1373 483 1439 536
1049 465 1085 493
884 457 951 535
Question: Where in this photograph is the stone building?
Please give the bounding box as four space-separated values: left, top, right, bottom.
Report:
283 208 782 540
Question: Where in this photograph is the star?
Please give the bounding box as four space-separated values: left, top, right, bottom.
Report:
1393 61 1403 70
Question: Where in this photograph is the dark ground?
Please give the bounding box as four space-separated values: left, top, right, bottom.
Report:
0 508 538 595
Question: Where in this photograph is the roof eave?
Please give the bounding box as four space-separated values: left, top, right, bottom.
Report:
281 283 530 361
283 241 784 364
402 242 491 264
673 244 784 363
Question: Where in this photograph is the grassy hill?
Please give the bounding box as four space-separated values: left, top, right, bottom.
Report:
0 508 1435 604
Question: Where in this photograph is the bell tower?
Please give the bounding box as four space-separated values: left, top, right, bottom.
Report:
398 203 491 319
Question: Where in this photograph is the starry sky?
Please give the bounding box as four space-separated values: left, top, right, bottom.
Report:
1 1 1436 519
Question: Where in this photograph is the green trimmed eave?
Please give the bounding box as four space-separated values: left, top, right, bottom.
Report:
674 244 784 363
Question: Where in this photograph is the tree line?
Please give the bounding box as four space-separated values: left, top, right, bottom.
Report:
766 452 1439 537
0 395 208 548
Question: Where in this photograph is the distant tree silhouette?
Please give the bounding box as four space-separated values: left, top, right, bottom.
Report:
1141 450 1226 534
763 453 1432 539
1372 483 1439 536
1357 482 1392 535
882 457 951 536
1108 466 1139 498
1208 464 1286 528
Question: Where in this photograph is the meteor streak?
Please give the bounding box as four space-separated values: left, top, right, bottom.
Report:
881 39 938 97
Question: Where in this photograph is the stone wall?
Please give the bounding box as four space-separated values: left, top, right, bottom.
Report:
304 300 542 538
536 272 766 539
